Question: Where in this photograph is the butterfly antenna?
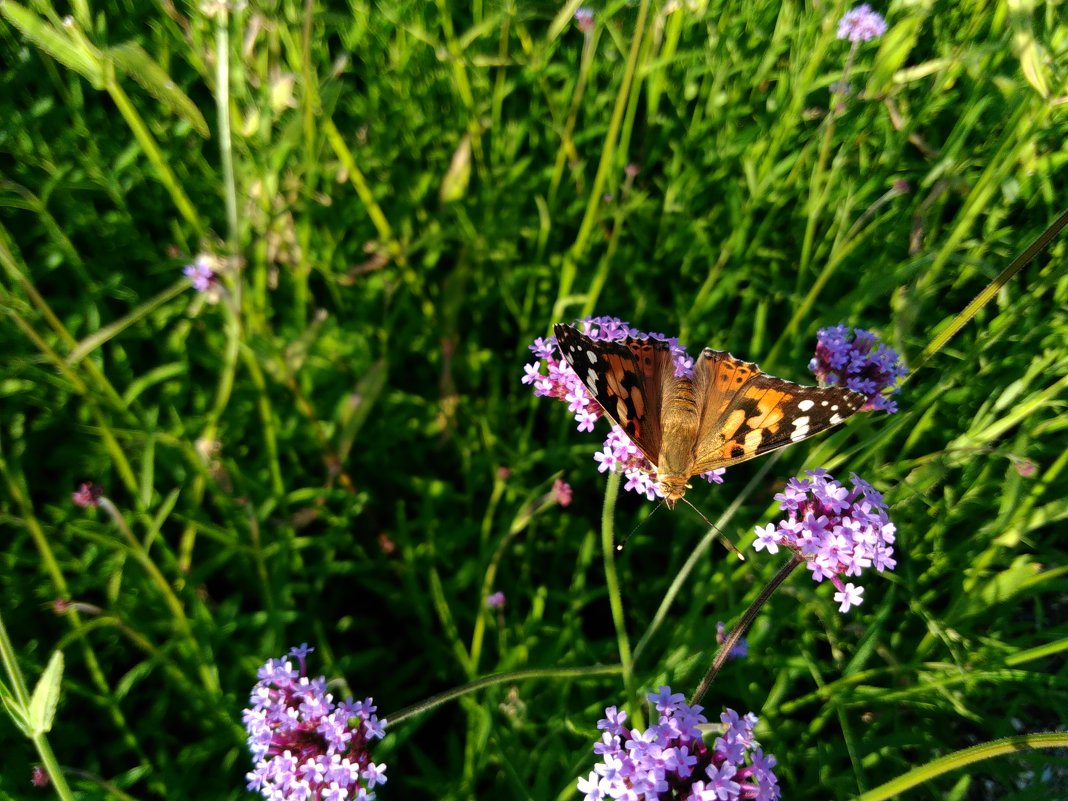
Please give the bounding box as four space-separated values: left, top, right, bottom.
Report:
616 502 664 551
681 497 745 560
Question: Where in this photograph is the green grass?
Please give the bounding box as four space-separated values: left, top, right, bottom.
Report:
1 1 1067 799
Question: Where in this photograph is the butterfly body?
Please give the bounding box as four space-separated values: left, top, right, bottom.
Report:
554 324 866 508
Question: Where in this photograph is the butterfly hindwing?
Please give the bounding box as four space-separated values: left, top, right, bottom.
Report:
553 324 674 464
691 347 866 473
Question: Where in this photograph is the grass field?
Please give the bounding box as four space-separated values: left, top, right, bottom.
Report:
1 1 1067 799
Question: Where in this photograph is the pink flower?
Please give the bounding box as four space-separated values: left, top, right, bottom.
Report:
552 479 573 507
71 482 103 509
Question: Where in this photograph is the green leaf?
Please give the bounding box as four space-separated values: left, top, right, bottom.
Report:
1013 31 1049 99
336 360 388 462
122 362 187 406
866 16 923 97
439 134 472 203
1 2 103 85
28 650 64 735
107 42 210 138
0 680 33 737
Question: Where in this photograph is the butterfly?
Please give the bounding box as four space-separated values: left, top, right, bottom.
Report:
554 323 867 508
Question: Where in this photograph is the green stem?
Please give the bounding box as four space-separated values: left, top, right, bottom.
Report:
179 290 248 571
0 227 132 418
798 41 857 276
571 0 649 256
552 0 651 323
599 471 643 729
904 208 1068 383
633 451 782 666
98 498 220 694
0 433 156 786
386 664 622 726
30 734 77 801
105 80 202 234
854 732 1068 801
690 555 803 706
547 22 596 206
3 612 79 801
215 7 239 256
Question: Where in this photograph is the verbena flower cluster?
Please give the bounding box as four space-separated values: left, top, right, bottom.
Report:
578 687 779 801
809 324 906 413
523 316 724 501
754 470 896 612
837 4 887 42
244 645 387 801
183 254 219 292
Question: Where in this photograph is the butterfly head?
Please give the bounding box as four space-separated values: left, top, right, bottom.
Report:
658 475 691 510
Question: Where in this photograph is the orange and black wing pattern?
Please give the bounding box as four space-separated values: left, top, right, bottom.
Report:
553 324 675 464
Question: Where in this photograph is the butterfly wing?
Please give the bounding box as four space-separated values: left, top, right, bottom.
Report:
690 347 866 473
553 324 675 465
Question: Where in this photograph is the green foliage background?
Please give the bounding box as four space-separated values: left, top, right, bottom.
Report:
1 1 1066 799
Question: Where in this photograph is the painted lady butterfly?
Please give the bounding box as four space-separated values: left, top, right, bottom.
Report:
554 323 866 508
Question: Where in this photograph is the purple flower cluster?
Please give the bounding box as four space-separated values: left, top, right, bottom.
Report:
578 687 779 801
754 470 896 612
808 324 906 413
596 428 726 501
837 4 887 42
243 645 387 801
523 317 723 501
183 254 219 293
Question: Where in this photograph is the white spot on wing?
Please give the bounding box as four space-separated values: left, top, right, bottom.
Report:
830 413 843 425
798 399 815 412
790 416 810 441
586 350 598 363
587 367 598 387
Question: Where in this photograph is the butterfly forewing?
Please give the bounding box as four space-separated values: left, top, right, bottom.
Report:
553 324 674 464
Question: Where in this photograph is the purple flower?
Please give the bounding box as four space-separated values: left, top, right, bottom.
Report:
757 470 896 611
71 482 103 509
183 254 219 293
837 4 887 42
833 583 864 613
715 622 748 660
575 8 595 34
808 324 906 413
579 688 780 800
525 317 723 502
243 646 387 801
486 591 506 609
